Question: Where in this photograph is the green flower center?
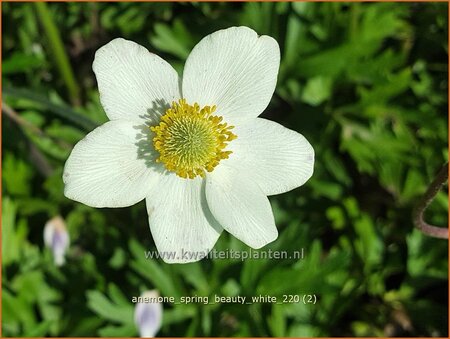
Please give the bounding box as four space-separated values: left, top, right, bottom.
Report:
150 99 237 179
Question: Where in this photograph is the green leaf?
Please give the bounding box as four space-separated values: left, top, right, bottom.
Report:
98 324 136 337
108 248 127 269
2 198 22 266
3 86 97 131
268 304 286 337
301 76 333 106
162 306 196 326
174 262 209 293
150 20 193 60
86 290 134 324
129 239 182 299
2 52 43 74
23 321 52 337
108 283 130 306
353 214 384 271
3 153 33 196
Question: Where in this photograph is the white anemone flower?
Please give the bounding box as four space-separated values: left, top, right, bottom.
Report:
63 26 314 263
134 290 163 337
44 216 70 266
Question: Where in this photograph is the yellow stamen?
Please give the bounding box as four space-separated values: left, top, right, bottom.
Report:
150 99 237 179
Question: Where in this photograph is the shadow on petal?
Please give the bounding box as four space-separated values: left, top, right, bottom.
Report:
200 179 223 235
133 99 171 174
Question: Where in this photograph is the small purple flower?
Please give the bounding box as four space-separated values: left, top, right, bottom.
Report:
44 216 70 266
134 290 163 337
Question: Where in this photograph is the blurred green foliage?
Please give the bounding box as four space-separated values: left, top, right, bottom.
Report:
2 2 448 337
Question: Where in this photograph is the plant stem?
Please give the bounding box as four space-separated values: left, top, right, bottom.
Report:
349 2 360 42
412 163 448 239
34 2 81 106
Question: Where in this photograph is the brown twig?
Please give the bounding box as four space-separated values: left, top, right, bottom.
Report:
2 101 72 149
2 101 54 177
412 163 449 239
2 101 45 136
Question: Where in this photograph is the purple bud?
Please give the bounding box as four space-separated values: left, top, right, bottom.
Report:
134 290 163 337
44 216 70 266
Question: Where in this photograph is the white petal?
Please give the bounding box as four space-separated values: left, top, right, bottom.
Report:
53 246 67 266
146 175 222 264
205 164 278 249
182 26 280 123
63 120 163 208
43 219 56 248
93 38 180 122
134 290 162 338
228 118 314 195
